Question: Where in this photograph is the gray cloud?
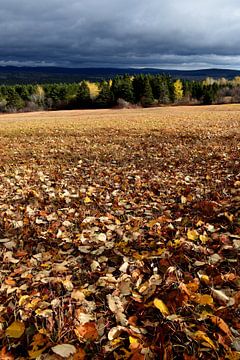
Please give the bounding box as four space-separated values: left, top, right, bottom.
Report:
1 0 240 68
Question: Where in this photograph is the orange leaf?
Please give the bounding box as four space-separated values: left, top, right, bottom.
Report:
73 348 86 360
15 250 28 257
0 347 14 360
209 315 233 338
75 322 99 341
193 294 213 305
5 278 16 286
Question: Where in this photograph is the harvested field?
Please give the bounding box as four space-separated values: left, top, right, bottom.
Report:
0 105 239 359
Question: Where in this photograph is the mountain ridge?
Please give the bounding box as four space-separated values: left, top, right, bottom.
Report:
0 66 240 84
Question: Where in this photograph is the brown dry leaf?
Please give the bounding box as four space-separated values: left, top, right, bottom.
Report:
31 333 47 346
183 354 197 360
130 350 145 360
15 250 28 257
0 347 14 360
75 322 99 341
5 321 25 338
71 290 85 302
209 315 233 338
73 348 86 360
107 294 128 325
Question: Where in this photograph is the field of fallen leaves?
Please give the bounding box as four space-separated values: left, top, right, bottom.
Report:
0 105 239 360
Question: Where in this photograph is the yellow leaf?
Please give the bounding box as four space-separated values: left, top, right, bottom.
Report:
199 274 210 285
6 321 25 338
129 336 141 349
84 196 92 204
199 235 209 244
194 294 214 305
181 195 187 204
147 219 158 228
186 282 199 293
153 298 169 316
196 220 204 227
225 212 234 222
19 295 30 307
193 330 216 349
187 229 199 241
28 347 46 359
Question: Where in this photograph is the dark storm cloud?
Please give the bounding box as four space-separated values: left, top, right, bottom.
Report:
1 0 240 68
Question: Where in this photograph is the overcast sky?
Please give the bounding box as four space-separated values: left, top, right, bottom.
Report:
1 0 240 69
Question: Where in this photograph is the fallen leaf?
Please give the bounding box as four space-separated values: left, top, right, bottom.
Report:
107 294 128 325
3 251 19 264
0 346 14 360
73 348 86 360
193 294 214 305
209 315 233 338
28 347 47 359
153 298 169 316
108 326 127 341
199 234 209 243
84 196 92 204
211 288 231 304
187 229 199 241
5 321 25 338
52 344 76 358
129 336 141 350
75 322 99 341
192 330 216 349
97 233 107 242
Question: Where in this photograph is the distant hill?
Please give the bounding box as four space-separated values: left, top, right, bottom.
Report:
0 66 240 85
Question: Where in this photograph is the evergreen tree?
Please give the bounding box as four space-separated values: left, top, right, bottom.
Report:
150 75 163 100
111 75 134 103
132 74 145 103
76 81 91 108
6 87 24 111
140 76 154 107
96 81 113 107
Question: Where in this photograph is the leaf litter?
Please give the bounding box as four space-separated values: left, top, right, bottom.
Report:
0 106 239 359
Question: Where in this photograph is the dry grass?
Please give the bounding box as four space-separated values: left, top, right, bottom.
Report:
1 104 240 135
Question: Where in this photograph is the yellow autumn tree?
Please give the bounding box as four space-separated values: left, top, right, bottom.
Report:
30 85 45 107
232 76 240 87
173 79 183 102
85 82 100 100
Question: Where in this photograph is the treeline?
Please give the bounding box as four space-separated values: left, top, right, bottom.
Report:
1 74 240 113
